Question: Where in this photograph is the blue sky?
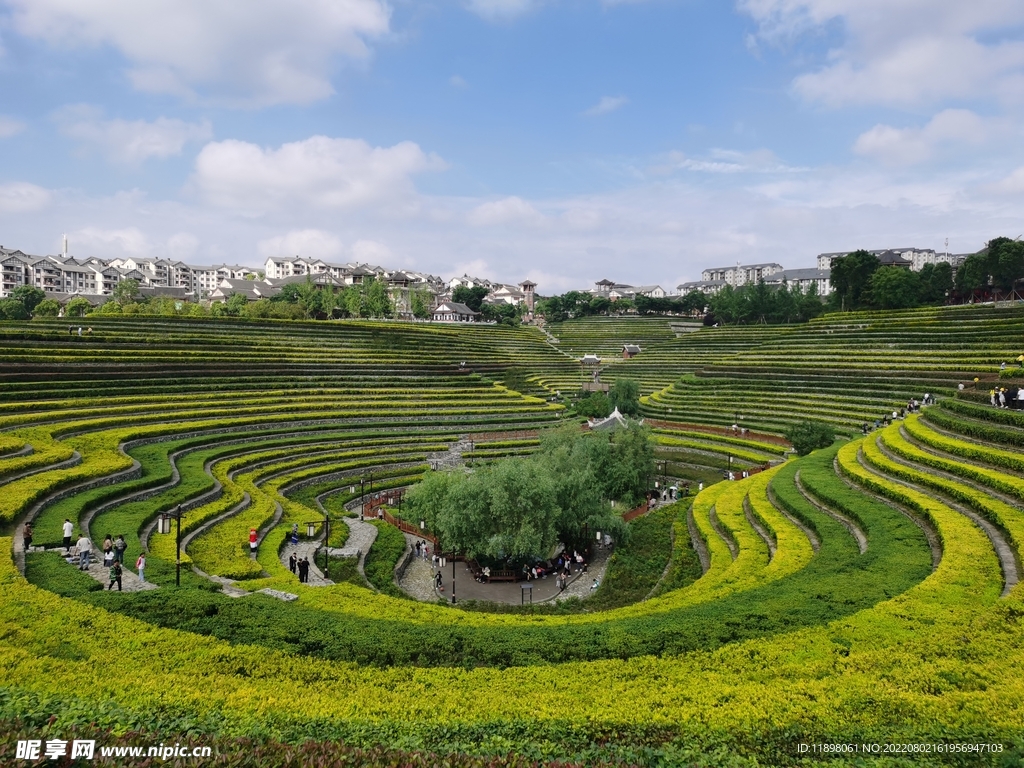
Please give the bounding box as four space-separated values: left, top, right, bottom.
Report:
1 0 1023 292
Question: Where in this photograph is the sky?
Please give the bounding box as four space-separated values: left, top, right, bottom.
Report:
1 0 1023 293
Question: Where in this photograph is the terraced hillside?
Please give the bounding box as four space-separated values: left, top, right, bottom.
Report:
2 312 1023 766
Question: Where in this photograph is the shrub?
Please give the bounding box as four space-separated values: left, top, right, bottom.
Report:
784 421 836 456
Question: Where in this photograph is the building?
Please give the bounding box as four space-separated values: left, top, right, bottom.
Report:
764 268 831 296
700 263 783 287
432 301 479 322
677 279 727 296
816 248 964 273
622 344 641 359
519 280 536 311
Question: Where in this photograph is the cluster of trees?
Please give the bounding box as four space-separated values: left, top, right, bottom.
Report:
452 285 524 327
830 238 1024 311
576 378 641 419
537 291 707 321
830 251 954 311
954 237 1024 296
703 282 825 325
403 424 653 562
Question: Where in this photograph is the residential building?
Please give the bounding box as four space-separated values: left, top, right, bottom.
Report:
432 301 479 322
700 263 783 287
764 268 831 296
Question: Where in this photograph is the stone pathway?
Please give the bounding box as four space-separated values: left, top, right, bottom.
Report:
426 438 473 471
53 548 158 592
328 517 377 576
279 539 333 586
396 539 611 605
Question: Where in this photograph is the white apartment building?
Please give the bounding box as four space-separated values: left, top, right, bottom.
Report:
815 248 966 273
700 263 783 287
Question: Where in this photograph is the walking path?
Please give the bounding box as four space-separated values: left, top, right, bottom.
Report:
59 549 157 593
397 538 611 605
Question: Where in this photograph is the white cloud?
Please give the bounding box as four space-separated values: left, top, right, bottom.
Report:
70 226 151 257
0 182 51 212
352 239 393 264
192 135 445 214
741 0 1024 107
988 167 1024 196
6 0 390 106
655 148 800 174
465 0 536 21
468 196 546 227
167 232 200 261
853 109 996 166
55 105 212 164
258 229 345 260
584 95 629 117
0 116 26 138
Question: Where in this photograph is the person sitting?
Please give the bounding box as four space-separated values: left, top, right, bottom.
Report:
482 566 490 582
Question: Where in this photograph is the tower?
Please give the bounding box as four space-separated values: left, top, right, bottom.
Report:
519 280 536 312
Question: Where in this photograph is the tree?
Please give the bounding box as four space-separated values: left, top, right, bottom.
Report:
987 237 1024 291
0 298 30 320
867 267 921 310
576 391 612 418
784 421 836 456
65 297 93 317
364 277 394 318
452 285 489 312
955 253 988 295
110 278 140 307
410 288 432 319
609 378 641 416
225 293 249 316
830 250 880 310
9 286 46 313
918 262 953 304
32 299 61 317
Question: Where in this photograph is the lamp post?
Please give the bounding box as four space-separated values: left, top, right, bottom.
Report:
158 505 184 586
451 548 457 604
304 512 335 575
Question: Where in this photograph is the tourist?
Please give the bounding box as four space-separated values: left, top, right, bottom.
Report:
431 553 438 569
249 528 258 554
62 518 74 553
958 383 965 392
77 326 82 336
415 540 421 559
435 571 442 590
298 558 309 583
291 523 298 544
102 535 114 567
22 522 32 550
136 553 146 583
288 553 297 574
991 389 998 407
1017 389 1024 409
114 534 127 564
998 389 1007 408
590 578 600 591
108 561 123 591
482 566 490 582
76 534 91 570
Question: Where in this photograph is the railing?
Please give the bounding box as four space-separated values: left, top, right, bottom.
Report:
362 489 439 545
621 502 649 523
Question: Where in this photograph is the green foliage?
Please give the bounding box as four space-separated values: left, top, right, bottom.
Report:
111 278 141 307
64 297 93 317
609 377 640 416
363 521 407 598
706 281 824 325
452 285 488 312
24 551 103 597
784 421 836 456
576 391 612 419
480 302 522 327
867 266 921 309
830 249 880 310
9 285 46 312
410 287 432 319
32 299 61 317
0 298 30 320
404 425 648 560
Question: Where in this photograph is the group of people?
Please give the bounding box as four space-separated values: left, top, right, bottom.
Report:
287 553 312 582
522 549 587 587
66 326 92 336
990 386 1024 409
414 539 432 561
58 518 145 587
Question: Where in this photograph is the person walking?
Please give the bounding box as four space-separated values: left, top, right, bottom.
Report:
62 519 74 553
114 534 127 564
107 561 122 591
298 557 309 584
288 553 297 574
249 528 258 555
102 535 114 567
22 522 32 550
76 534 91 570
135 553 146 583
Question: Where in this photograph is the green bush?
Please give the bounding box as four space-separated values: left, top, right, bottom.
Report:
784 421 836 456
363 521 407 598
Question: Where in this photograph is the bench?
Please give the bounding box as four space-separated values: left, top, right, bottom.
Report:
487 570 519 582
